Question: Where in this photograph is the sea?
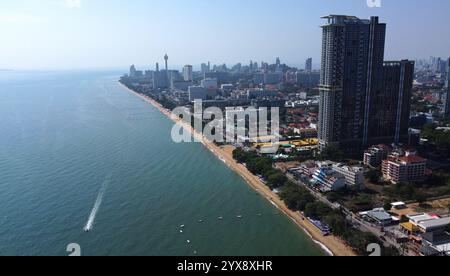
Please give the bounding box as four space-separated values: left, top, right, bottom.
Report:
0 70 324 256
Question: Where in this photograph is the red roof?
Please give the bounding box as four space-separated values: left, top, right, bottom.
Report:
399 155 427 163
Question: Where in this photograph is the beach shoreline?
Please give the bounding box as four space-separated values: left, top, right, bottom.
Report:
119 82 356 257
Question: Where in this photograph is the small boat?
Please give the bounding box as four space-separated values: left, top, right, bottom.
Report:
256 213 262 217
218 217 224 220
237 215 243 219
180 225 185 228
198 220 204 223
187 240 191 244
180 230 183 233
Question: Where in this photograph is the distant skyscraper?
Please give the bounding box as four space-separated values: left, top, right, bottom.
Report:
201 63 210 75
164 54 169 72
183 65 193 82
318 15 392 150
153 60 170 90
253 62 259 72
445 57 450 118
129 65 137 77
305 58 312 71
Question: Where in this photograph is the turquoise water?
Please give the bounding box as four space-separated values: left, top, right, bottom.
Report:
0 71 324 256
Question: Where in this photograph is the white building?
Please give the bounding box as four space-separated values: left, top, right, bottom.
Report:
201 78 218 91
364 144 390 167
312 167 346 192
183 65 193 82
332 163 364 187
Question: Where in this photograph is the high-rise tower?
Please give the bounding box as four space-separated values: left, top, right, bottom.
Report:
305 58 312 72
318 15 386 150
164 54 169 72
445 57 450 118
318 15 415 150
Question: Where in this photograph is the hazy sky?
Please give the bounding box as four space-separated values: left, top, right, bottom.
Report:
1 0 449 70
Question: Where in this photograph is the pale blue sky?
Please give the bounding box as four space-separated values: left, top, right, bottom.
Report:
1 0 449 70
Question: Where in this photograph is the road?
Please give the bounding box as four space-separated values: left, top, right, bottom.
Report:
286 172 412 255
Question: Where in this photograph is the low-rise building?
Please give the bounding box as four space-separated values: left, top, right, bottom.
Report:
360 208 394 226
364 144 390 167
311 167 346 192
417 217 450 233
201 78 218 91
247 88 279 99
332 163 364 187
382 151 427 184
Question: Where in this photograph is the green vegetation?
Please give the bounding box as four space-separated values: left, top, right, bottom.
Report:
232 147 399 256
279 182 315 211
267 172 288 189
382 172 450 201
326 188 378 212
316 145 344 162
422 124 450 152
366 169 382 184
304 202 333 219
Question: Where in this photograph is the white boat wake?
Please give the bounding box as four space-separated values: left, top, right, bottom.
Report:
84 175 110 232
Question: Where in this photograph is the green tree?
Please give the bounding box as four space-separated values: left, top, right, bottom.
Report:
413 192 428 206
366 169 382 184
323 212 347 236
279 182 315 211
304 202 332 219
319 145 344 162
383 202 392 211
267 172 288 189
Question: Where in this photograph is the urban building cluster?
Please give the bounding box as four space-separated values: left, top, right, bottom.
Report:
364 145 428 184
120 14 450 256
289 160 364 192
355 204 450 256
318 16 415 151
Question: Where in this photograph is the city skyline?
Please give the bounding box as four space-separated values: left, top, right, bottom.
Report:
1 0 450 70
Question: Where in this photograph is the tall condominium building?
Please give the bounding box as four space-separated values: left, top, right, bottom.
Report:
375 60 415 144
276 57 281 66
445 57 450 118
153 62 169 89
129 65 137 78
318 15 414 151
305 58 313 72
183 65 193 82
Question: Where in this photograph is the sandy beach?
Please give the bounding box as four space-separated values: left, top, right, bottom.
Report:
120 83 356 256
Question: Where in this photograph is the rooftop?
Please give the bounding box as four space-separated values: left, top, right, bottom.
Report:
367 209 393 221
399 155 427 163
419 217 450 230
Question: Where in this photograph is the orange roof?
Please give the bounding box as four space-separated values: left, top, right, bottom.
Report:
399 155 427 163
